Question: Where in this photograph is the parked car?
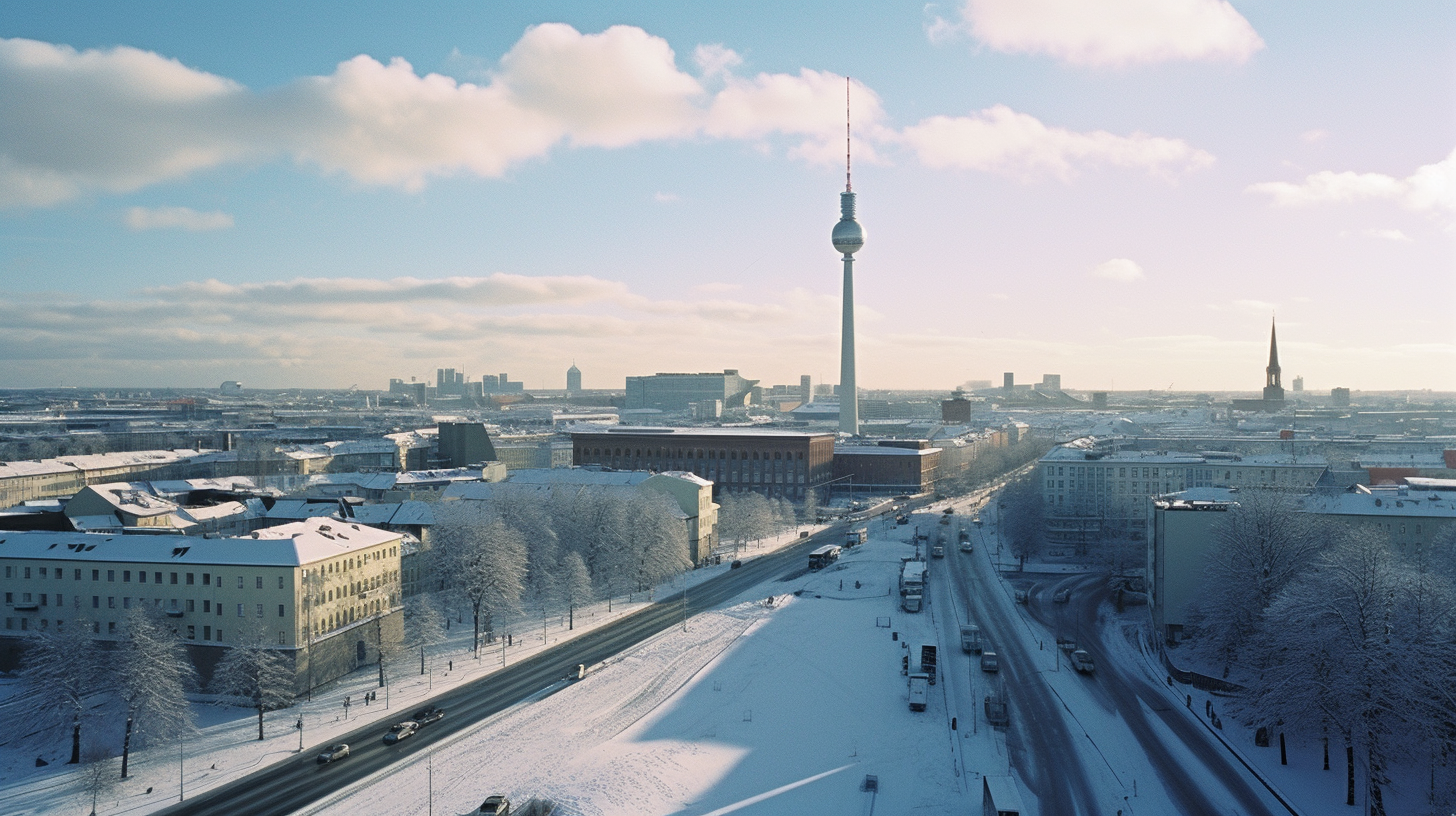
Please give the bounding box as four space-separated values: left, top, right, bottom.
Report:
479 795 512 814
1070 649 1096 674
1053 588 1070 603
383 721 419 744
411 706 445 726
317 743 350 764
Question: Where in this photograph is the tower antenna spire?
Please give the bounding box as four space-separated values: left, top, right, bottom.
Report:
845 76 852 193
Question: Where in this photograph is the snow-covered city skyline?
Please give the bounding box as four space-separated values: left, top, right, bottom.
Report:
1 1 1452 391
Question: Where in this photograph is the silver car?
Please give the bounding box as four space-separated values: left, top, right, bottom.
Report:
317 743 350 764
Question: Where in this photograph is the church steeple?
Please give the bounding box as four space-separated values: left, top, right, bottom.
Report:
1263 318 1285 401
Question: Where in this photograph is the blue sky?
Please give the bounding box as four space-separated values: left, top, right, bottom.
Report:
1 1 1452 392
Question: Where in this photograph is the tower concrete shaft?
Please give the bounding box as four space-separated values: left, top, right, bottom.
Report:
839 250 857 435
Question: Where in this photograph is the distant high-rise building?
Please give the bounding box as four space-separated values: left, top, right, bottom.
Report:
566 363 582 393
626 370 758 411
800 374 812 405
1003 372 1015 392
1331 387 1351 407
1292 376 1304 392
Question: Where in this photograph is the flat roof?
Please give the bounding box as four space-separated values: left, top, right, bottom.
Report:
834 446 942 457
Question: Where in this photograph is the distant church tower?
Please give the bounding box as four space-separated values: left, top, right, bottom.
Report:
566 363 582 394
1262 319 1285 403
833 78 865 436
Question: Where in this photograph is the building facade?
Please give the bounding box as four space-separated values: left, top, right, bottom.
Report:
0 518 403 693
571 427 834 500
624 370 758 412
832 443 942 495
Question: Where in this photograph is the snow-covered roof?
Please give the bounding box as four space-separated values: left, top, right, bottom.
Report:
0 518 400 567
833 446 942 457
75 483 180 517
504 468 652 486
654 470 712 487
1301 488 1456 519
571 426 833 439
0 459 79 478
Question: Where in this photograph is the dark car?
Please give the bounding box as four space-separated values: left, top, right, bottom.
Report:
479 795 511 814
412 706 445 726
1053 588 1070 604
383 721 419 744
317 743 350 764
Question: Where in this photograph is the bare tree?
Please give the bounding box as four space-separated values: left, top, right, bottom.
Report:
18 617 103 764
558 551 593 630
210 624 295 741
78 749 119 816
623 491 691 596
1000 473 1044 569
404 594 447 675
800 488 820 526
114 607 196 778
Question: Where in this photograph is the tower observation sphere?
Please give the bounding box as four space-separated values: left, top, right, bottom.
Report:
831 192 865 256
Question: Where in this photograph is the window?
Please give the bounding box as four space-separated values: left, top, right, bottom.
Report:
216 629 222 642
153 572 161 584
108 622 116 634
24 567 31 579
237 604 245 617
203 600 210 613
278 632 286 645
92 570 99 581
123 597 130 609
256 603 264 618
216 604 222 617
278 576 285 589
187 625 195 639
74 569 81 580
92 596 99 608
185 573 194 585
108 597 116 608
2 566 8 578
237 576 244 589
204 625 211 640
187 599 194 612
170 573 178 585
139 571 147 584
278 604 285 617
256 576 263 590
202 573 209 585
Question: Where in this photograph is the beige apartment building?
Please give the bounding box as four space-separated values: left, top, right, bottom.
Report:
0 517 403 693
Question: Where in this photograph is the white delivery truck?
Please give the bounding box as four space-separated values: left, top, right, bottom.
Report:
907 673 929 711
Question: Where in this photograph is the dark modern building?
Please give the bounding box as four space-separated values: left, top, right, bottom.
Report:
570 427 833 499
437 422 497 468
832 442 941 495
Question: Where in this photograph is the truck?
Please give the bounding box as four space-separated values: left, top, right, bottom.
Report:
901 592 922 613
1070 649 1095 674
960 624 982 654
845 527 868 547
907 673 928 711
920 643 937 684
899 559 927 597
931 542 945 558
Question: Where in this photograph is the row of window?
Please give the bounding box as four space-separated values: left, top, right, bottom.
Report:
2 616 285 645
581 446 807 461
1 565 294 590
2 591 288 617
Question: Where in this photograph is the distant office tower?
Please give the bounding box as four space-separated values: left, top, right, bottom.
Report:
1292 376 1304 392
567 363 582 393
481 374 500 392
625 370 758 411
1041 374 1061 392
1331 387 1351 407
832 78 865 436
1003 372 1014 392
800 374 812 405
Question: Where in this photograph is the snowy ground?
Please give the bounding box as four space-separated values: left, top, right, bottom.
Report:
0 527 818 816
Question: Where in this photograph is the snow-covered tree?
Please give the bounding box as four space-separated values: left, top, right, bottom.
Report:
1192 489 1329 675
113 607 196 778
558 551 594 630
800 489 820 526
210 624 295 741
78 749 119 816
623 491 691 596
435 502 527 655
999 474 1044 568
485 485 561 608
18 617 103 764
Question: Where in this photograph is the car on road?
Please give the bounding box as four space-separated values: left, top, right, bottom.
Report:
1070 649 1095 674
479 794 512 814
317 743 350 764
383 721 419 744
411 706 445 726
1053 588 1070 603
980 651 1000 673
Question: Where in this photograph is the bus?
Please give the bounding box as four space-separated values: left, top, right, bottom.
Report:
808 544 842 570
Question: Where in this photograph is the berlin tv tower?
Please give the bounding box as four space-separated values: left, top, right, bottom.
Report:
832 77 865 436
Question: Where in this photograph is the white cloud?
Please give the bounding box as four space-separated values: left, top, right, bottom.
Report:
124 205 233 231
950 0 1264 66
1363 228 1412 242
653 191 680 203
1090 258 1145 282
900 104 1214 180
693 43 742 80
1247 148 1456 213
706 72 886 165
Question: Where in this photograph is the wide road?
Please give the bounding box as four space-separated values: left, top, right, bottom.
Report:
941 498 1293 816
156 531 832 816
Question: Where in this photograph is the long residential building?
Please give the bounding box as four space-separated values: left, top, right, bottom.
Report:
570 426 834 500
0 517 403 693
1040 439 1328 545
